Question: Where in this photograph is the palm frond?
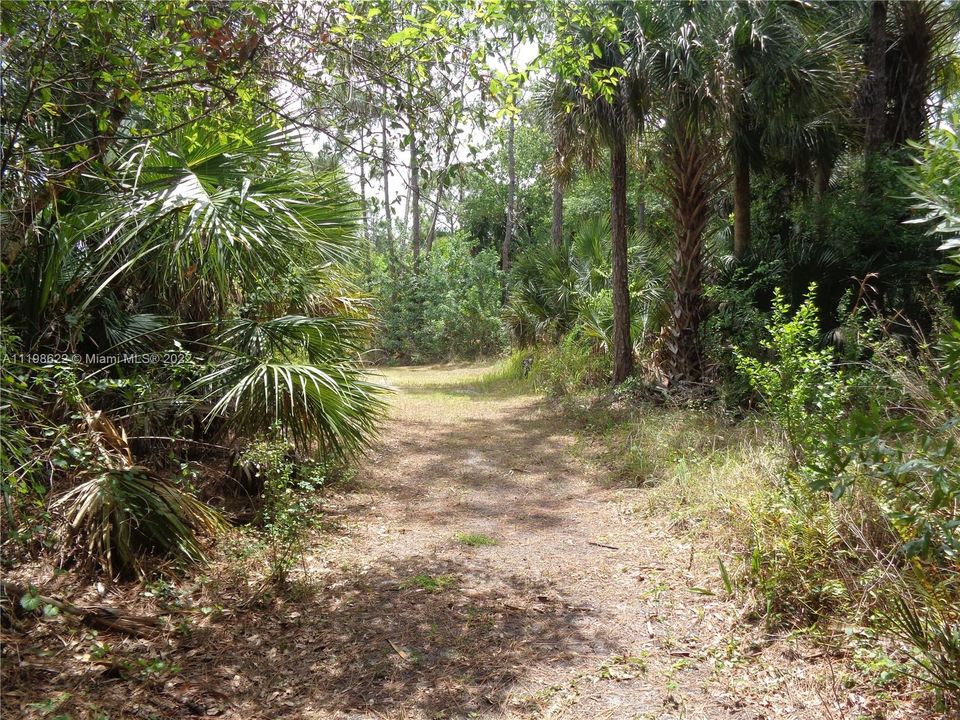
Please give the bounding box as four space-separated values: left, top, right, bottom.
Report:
197 359 386 457
54 467 227 577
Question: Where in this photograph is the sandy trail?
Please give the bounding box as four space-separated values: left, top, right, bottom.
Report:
173 364 888 719
246 363 853 720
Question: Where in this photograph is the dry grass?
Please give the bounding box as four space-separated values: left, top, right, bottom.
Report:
575 403 783 545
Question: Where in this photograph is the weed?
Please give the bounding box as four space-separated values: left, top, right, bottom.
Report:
454 532 498 547
242 438 324 583
402 573 457 592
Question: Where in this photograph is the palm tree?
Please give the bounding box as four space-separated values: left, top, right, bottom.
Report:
7 121 386 454
4 118 386 571
534 76 596 251
553 9 647 385
631 2 727 385
719 2 854 260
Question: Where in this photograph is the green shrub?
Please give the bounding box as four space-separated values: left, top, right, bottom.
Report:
243 439 325 583
367 235 507 362
738 277 959 703
736 284 853 465
535 332 612 396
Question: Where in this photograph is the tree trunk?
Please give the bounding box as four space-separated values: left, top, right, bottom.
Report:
381 114 394 262
358 129 372 275
426 185 444 253
732 154 750 260
551 174 564 250
359 130 369 248
661 129 713 386
814 160 831 242
892 1 932 146
409 112 421 269
502 113 516 273
426 143 454 253
610 132 633 385
864 0 888 155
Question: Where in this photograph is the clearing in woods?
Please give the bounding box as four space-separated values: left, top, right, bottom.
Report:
164 363 888 718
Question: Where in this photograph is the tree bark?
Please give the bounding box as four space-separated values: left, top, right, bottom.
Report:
426 143 454 253
425 185 444 253
660 128 714 386
732 154 750 260
814 160 831 242
891 1 933 146
358 129 369 247
381 113 394 262
409 110 421 269
502 113 516 273
610 132 633 385
551 172 564 249
864 0 888 155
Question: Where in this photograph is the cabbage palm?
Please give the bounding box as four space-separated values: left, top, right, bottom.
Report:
631 2 728 385
7 121 385 457
4 117 386 571
719 2 855 259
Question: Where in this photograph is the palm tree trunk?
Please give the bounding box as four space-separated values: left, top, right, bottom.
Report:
864 0 888 156
502 113 516 273
551 174 564 249
733 154 750 259
662 129 713 385
893 1 933 146
610 132 633 385
814 160 831 242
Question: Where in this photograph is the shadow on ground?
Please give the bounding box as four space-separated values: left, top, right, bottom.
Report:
165 555 609 718
358 398 596 533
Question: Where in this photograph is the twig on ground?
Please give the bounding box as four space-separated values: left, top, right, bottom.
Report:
587 541 620 550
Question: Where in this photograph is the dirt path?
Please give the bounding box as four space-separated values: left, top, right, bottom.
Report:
179 364 893 719
242 363 863 720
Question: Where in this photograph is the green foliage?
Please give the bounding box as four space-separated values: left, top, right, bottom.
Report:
504 217 667 378
747 476 856 623
882 588 960 702
747 155 940 325
2 116 385 570
535 332 612 396
736 285 852 464
907 115 960 278
505 242 581 345
243 439 326 583
827 406 960 563
703 261 779 407
460 122 553 254
367 235 506 362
